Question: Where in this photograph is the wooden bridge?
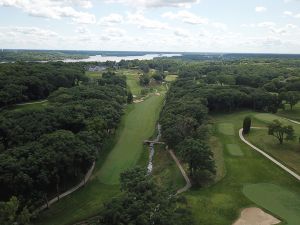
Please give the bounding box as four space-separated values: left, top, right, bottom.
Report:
144 140 165 145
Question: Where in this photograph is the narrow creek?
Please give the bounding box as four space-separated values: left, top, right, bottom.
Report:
147 123 162 174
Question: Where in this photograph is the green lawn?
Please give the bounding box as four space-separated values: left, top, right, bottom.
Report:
185 111 300 225
277 103 300 122
116 69 142 96
96 94 165 184
34 93 165 225
165 74 178 82
0 100 48 116
243 183 300 225
247 129 300 174
85 71 102 79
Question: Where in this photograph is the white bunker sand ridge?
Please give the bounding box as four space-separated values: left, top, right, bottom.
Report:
233 207 280 225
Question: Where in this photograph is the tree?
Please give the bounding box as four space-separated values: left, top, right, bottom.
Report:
98 167 194 225
268 120 295 144
127 91 133 104
177 139 215 185
243 116 251 134
282 91 300 110
0 196 31 225
139 74 150 86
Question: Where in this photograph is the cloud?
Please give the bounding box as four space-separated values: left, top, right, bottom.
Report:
173 28 190 37
255 6 267 13
99 13 123 26
105 0 200 8
0 0 96 24
127 11 169 29
282 10 300 19
162 10 208 24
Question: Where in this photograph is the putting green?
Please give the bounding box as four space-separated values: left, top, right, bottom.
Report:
243 183 300 225
226 144 243 156
97 94 164 184
218 123 235 135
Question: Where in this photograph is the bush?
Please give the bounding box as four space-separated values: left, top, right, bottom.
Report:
243 116 251 134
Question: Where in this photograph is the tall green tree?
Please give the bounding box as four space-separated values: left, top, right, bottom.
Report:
268 120 295 144
177 139 215 185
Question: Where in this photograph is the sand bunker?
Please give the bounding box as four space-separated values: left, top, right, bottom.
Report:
233 207 280 225
133 99 144 103
155 92 161 96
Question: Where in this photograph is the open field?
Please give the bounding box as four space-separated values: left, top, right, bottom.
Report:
34 77 165 225
185 111 300 225
277 103 300 122
165 74 178 82
85 71 102 79
0 100 48 116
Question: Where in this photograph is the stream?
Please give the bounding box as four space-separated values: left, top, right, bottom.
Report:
147 124 162 174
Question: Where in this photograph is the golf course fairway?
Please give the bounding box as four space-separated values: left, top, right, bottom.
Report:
34 93 165 225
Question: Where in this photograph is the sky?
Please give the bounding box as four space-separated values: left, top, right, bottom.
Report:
1 0 300 53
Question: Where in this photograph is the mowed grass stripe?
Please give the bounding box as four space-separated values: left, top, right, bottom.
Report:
243 183 300 225
97 94 164 184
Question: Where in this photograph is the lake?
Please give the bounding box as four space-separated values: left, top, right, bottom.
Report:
62 53 181 63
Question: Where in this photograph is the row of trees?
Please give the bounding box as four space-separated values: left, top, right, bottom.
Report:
160 78 216 185
97 167 194 225
0 62 87 107
0 73 127 214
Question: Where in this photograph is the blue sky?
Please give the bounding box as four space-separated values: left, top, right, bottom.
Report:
0 0 300 53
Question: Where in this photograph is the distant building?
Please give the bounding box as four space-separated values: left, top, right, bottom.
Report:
87 66 106 72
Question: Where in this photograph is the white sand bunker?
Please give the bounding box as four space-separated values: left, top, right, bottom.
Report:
133 99 144 103
233 207 280 225
155 92 161 96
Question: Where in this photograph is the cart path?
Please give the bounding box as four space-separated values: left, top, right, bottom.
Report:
239 128 300 181
35 161 95 214
168 150 192 194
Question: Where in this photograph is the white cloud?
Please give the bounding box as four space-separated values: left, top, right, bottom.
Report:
173 28 190 37
105 0 200 8
99 13 123 26
255 6 267 13
127 11 169 29
284 10 293 16
257 21 276 28
0 0 96 24
162 10 208 24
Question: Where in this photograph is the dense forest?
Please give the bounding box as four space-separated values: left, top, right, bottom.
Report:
0 62 88 107
0 51 87 62
0 70 128 215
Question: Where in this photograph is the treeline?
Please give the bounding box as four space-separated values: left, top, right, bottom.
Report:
0 74 127 211
0 50 87 62
160 78 216 185
97 167 193 225
0 62 87 107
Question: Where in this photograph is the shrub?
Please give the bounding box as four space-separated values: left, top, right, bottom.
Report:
243 116 251 134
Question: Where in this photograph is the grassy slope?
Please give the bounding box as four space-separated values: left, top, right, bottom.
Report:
0 100 48 115
85 71 102 79
245 112 300 174
152 145 186 192
96 94 165 184
116 69 142 96
277 103 300 121
34 70 165 225
185 111 300 225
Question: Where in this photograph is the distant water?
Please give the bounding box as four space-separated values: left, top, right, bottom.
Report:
63 53 181 63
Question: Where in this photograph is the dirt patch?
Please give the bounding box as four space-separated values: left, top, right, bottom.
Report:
233 207 280 225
